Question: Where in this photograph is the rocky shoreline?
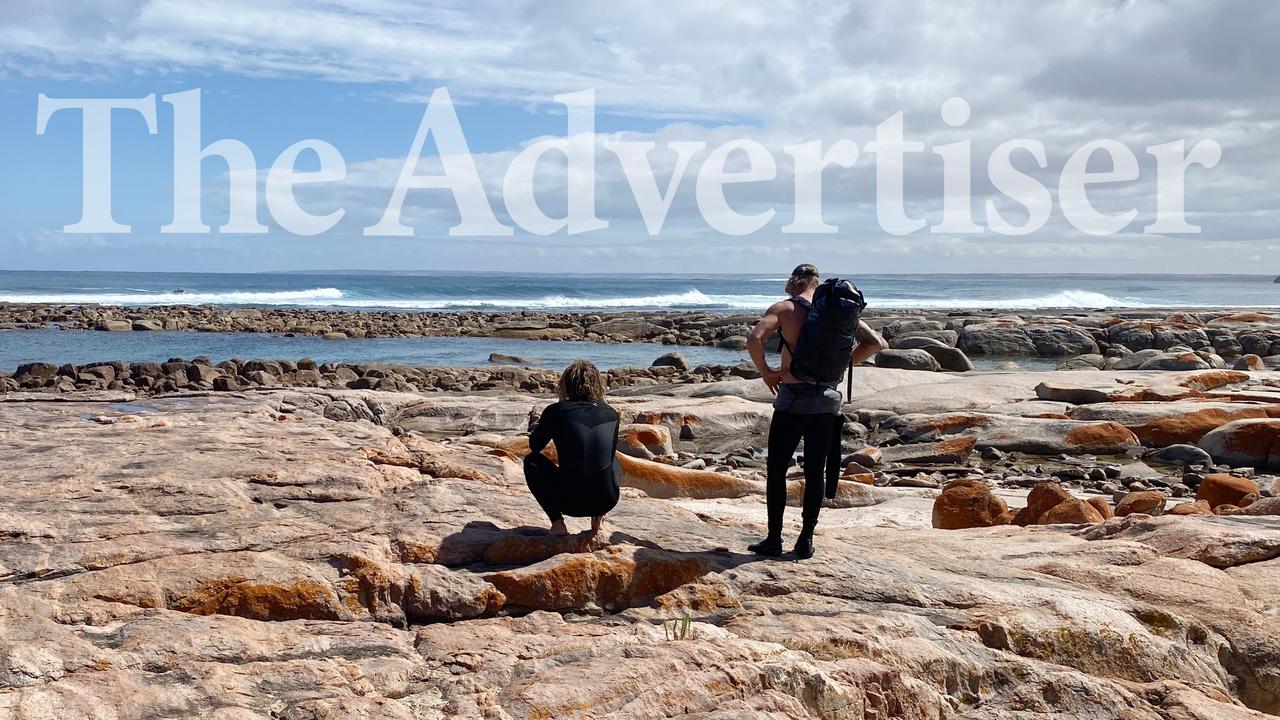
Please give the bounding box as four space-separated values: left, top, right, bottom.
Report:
2 352 751 396
5 305 1280 717
4 303 1279 367
2 365 1279 717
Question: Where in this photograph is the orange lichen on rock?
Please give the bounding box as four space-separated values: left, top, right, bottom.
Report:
1115 491 1166 517
915 414 991 436
1196 474 1260 509
1128 407 1269 447
932 479 1009 530
1013 482 1074 526
1211 313 1275 324
1198 419 1280 471
652 579 740 612
936 436 979 455
171 577 344 621
362 445 419 468
486 545 708 612
482 533 613 566
1178 370 1249 392
1168 500 1213 515
1063 422 1140 451
1086 497 1114 520
1039 499 1106 525
618 454 757 499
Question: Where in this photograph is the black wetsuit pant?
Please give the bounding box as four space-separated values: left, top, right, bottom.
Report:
766 410 843 536
524 453 621 523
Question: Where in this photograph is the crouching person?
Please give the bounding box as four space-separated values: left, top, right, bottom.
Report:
525 360 622 536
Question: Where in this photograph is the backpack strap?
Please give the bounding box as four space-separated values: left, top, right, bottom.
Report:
777 296 811 355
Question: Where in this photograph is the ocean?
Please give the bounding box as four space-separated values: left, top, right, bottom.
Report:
1 271 1277 311
1 271 1275 370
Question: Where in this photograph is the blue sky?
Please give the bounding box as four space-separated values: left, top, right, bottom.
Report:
1 0 1277 274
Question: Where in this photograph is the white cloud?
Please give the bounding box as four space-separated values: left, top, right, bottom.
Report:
2 0 1277 272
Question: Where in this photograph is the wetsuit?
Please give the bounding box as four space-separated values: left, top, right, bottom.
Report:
524 400 622 522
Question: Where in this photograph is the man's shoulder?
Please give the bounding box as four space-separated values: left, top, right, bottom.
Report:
766 298 799 316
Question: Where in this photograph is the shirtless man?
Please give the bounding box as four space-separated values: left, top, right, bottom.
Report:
744 264 885 558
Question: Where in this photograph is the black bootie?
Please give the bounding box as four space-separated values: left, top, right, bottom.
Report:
793 521 817 560
748 535 783 557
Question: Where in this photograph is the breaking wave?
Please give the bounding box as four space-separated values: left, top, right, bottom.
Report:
872 290 1152 309
0 288 346 306
0 287 1169 310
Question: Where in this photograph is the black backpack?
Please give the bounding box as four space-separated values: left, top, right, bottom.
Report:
787 278 867 396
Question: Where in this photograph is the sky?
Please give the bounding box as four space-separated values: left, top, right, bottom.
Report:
0 0 1277 275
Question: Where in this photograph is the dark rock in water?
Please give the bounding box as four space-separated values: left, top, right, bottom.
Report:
488 352 532 365
650 352 690 371
873 348 941 372
1274 275 1280 284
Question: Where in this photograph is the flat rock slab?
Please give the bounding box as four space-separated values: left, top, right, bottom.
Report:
2 392 1279 718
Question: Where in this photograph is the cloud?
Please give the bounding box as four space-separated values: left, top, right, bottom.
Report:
1 0 1277 272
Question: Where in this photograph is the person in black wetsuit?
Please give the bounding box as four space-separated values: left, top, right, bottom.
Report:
524 360 622 536
744 264 885 559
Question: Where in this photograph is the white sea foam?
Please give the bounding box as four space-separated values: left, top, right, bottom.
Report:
0 286 1184 310
321 290 780 310
0 288 346 305
872 290 1152 309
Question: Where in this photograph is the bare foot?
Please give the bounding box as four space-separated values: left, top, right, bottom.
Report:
549 519 570 536
590 516 605 535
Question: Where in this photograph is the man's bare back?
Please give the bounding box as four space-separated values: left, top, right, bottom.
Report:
747 290 885 393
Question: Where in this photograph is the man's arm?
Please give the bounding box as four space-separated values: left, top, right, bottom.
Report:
528 404 558 455
850 320 886 366
746 301 790 394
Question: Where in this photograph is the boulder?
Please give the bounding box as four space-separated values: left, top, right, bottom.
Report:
931 479 1008 530
488 353 532 365
1071 402 1271 447
15 362 57 381
1058 354 1106 371
1196 474 1261 509
1168 500 1213 515
1013 482 1075 526
650 352 690 371
1040 499 1106 525
96 319 133 332
1137 353 1212 371
917 413 1140 456
847 446 882 467
1243 496 1280 516
131 319 164 331
1025 325 1099 357
1147 444 1214 467
588 319 667 340
1086 496 1114 520
892 335 950 350
958 324 1036 356
879 436 976 464
1198 418 1280 470
874 349 940 372
617 424 674 459
884 319 945 337
921 346 975 372
1234 354 1267 371
1115 491 1167 517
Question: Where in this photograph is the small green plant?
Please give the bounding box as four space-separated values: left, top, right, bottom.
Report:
663 615 696 641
